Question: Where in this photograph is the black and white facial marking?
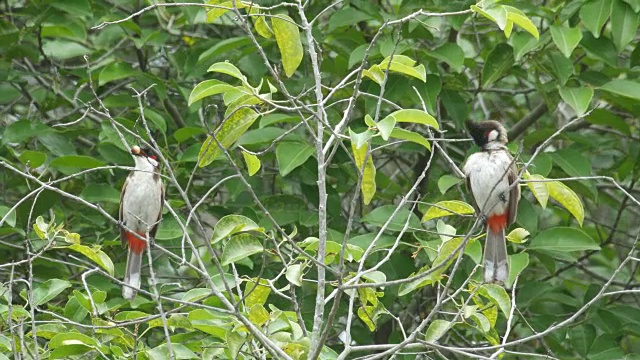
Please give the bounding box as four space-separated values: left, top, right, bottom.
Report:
465 120 508 150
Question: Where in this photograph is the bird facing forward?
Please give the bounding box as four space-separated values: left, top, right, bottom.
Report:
119 145 164 300
463 120 520 284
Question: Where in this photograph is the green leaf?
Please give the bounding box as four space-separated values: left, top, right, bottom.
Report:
205 1 247 23
143 108 167 133
505 6 540 39
33 216 48 240
211 215 263 245
17 150 47 168
3 120 49 145
429 43 465 73
357 303 387 331
442 88 476 121
364 114 376 127
376 115 396 141
276 142 315 177
225 331 245 359
559 87 593 116
286 263 304 287
362 64 385 84
584 108 630 134
550 25 583 58
384 109 439 129
529 227 599 251
379 55 427 82
351 141 376 205
80 184 120 204
254 14 274 38
623 0 640 12
437 220 457 242
221 233 264 266
507 252 530 287
42 40 91 60
49 155 105 170
524 173 549 208
156 216 186 240
238 127 287 146
362 205 421 232
207 61 248 84
506 228 530 244
511 32 541 61
148 343 198 360
248 304 270 327
548 181 585 226
571 325 597 357
242 151 261 176
389 128 431 151
197 37 253 66
398 265 433 296
67 244 115 275
73 290 106 313
548 51 574 86
423 74 442 113
272 15 303 77
552 148 592 177
437 175 462 194
49 331 96 348
422 200 475 222
424 319 451 342
198 108 260 167
349 128 374 149
478 284 511 318
259 113 299 128
187 79 236 106
50 0 92 17
181 288 211 303
33 279 72 306
364 55 427 84
611 0 639 51
580 0 613 38
472 5 508 30
470 312 491 333
0 206 16 227
98 62 136 86
39 132 77 156
328 6 372 32
482 43 514 87
580 32 618 67
600 79 640 101
244 278 270 308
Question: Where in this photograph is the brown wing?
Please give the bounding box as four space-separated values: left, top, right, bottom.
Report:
148 181 164 241
119 176 130 248
507 164 520 225
465 175 480 215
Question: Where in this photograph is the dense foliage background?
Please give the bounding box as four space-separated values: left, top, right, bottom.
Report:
2 0 640 359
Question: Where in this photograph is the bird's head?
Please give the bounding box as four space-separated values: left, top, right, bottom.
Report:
465 120 508 150
131 145 159 168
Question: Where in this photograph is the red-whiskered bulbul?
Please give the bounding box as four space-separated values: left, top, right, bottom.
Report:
120 145 164 300
463 120 520 284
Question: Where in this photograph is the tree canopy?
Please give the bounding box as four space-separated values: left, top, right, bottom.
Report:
1 0 640 359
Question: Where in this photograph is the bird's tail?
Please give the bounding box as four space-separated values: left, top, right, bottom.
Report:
123 232 145 300
484 226 509 284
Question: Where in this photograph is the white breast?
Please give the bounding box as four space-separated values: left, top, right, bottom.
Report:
463 150 513 217
121 158 163 234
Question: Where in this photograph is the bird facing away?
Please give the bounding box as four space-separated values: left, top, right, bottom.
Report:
462 120 520 284
120 145 164 300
